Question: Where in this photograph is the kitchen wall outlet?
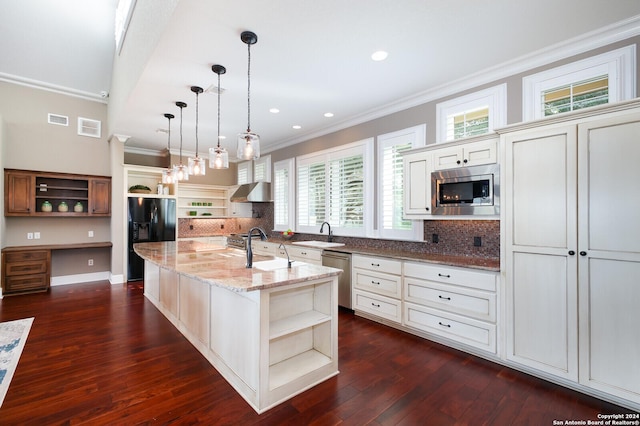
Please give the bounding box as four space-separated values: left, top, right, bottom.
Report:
27 232 34 240
34 232 41 239
88 230 94 238
474 236 482 247
88 259 94 266
432 233 439 243
220 224 224 229
189 225 193 230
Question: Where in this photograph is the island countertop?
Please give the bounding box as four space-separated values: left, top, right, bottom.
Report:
134 240 341 292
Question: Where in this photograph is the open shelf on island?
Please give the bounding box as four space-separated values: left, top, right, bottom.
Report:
269 349 332 390
270 310 331 340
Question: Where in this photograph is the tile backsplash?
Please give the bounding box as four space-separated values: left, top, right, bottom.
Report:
178 203 499 259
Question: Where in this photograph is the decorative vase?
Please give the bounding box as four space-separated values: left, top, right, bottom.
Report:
42 201 52 212
58 201 68 212
74 202 83 212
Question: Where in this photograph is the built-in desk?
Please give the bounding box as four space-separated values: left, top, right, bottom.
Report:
1 242 112 296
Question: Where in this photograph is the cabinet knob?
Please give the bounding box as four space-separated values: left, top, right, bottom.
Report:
580 251 587 256
425 207 429 211
568 250 575 255
463 159 468 164
456 160 461 164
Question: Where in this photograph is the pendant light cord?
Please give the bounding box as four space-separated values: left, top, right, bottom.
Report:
179 104 184 163
195 91 199 156
217 72 222 148
246 41 251 133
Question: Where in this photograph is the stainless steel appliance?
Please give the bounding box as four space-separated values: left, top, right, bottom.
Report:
128 197 176 281
321 250 352 309
226 233 263 250
431 164 499 216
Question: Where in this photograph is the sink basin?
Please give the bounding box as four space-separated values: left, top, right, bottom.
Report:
291 241 345 249
253 259 307 271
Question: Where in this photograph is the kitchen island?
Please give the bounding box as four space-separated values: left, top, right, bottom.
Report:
134 240 341 414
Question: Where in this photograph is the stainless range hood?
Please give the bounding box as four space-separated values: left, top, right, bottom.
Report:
230 182 272 202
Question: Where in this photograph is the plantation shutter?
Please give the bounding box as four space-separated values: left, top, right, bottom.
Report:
381 142 412 230
328 154 364 228
297 161 326 227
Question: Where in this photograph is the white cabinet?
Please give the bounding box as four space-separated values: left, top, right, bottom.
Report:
403 262 498 354
352 254 402 323
433 138 497 170
402 150 432 218
286 245 322 265
177 183 228 218
228 186 253 218
502 106 640 409
253 240 276 256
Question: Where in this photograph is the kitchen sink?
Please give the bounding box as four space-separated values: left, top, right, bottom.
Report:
291 241 345 249
253 259 307 271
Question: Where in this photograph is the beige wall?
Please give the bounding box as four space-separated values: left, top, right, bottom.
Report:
0 82 112 280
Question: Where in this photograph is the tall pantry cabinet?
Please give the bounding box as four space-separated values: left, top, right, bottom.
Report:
501 105 640 409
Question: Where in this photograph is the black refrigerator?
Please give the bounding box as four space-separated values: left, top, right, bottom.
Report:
127 197 176 281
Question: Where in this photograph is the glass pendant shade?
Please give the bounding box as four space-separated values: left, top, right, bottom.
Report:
162 112 175 185
173 163 189 181
237 132 260 160
188 156 206 176
162 168 175 184
209 146 229 169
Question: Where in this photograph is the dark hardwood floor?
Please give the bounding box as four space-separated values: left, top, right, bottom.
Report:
0 281 634 425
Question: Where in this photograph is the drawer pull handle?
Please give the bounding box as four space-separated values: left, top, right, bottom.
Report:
371 263 380 267
438 295 451 301
438 321 451 328
438 273 451 278
371 303 381 308
371 280 380 285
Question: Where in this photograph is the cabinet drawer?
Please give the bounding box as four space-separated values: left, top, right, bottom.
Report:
353 255 402 275
5 261 48 276
404 261 497 292
353 269 401 298
404 302 496 353
353 290 401 323
405 278 496 322
287 246 322 263
5 250 48 263
253 242 276 256
4 274 49 293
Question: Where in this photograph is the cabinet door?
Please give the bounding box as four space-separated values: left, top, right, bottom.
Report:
464 139 497 167
403 151 431 217
503 124 578 381
89 178 111 216
577 112 640 402
432 146 463 170
5 171 33 215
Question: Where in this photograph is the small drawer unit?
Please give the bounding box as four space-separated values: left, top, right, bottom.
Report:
2 249 51 295
403 261 498 354
286 246 322 265
352 254 402 323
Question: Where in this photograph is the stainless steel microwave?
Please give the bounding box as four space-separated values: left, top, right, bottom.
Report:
431 164 499 216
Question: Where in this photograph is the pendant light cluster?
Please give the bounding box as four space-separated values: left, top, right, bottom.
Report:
160 30 260 181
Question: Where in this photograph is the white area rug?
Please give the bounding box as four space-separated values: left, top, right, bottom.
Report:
0 317 34 407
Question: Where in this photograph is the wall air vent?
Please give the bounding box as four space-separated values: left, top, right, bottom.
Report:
77 117 101 138
48 113 69 126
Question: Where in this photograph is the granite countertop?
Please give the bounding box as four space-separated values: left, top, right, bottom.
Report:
134 240 341 292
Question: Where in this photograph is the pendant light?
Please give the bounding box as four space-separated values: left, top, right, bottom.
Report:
188 86 206 176
237 30 260 160
173 101 189 181
161 113 176 184
209 64 229 169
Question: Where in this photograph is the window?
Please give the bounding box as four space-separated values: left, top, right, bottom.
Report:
523 45 636 120
273 158 295 231
296 140 371 237
253 155 271 182
377 125 425 241
237 161 252 185
436 84 506 143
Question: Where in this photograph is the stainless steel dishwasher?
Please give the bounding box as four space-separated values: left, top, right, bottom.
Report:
321 250 352 309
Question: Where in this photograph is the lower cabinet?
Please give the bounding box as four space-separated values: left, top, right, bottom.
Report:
285 245 322 265
352 254 403 323
1 249 51 295
403 262 498 354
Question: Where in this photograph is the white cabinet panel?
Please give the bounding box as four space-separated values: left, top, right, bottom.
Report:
403 151 432 217
353 289 402 323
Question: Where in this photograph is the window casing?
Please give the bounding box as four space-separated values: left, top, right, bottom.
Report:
523 45 636 121
296 140 372 237
377 125 425 241
436 84 506 143
273 158 295 231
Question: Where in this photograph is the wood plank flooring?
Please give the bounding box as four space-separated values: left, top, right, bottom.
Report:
0 281 635 425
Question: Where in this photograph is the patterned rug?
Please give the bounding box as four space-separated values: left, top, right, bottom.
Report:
0 317 34 407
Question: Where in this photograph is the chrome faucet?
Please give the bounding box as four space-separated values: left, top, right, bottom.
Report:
246 227 268 268
278 243 292 268
320 221 333 242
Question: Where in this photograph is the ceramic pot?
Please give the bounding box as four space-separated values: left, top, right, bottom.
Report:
42 201 52 212
74 202 83 212
58 202 69 212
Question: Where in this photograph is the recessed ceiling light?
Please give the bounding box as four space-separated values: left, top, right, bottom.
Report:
269 108 280 114
324 112 334 118
371 50 388 61
292 125 301 130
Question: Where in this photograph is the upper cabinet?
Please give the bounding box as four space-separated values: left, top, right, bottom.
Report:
432 139 497 170
4 169 111 217
402 150 432 218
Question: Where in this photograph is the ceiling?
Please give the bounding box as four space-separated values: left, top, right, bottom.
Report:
2 0 640 158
